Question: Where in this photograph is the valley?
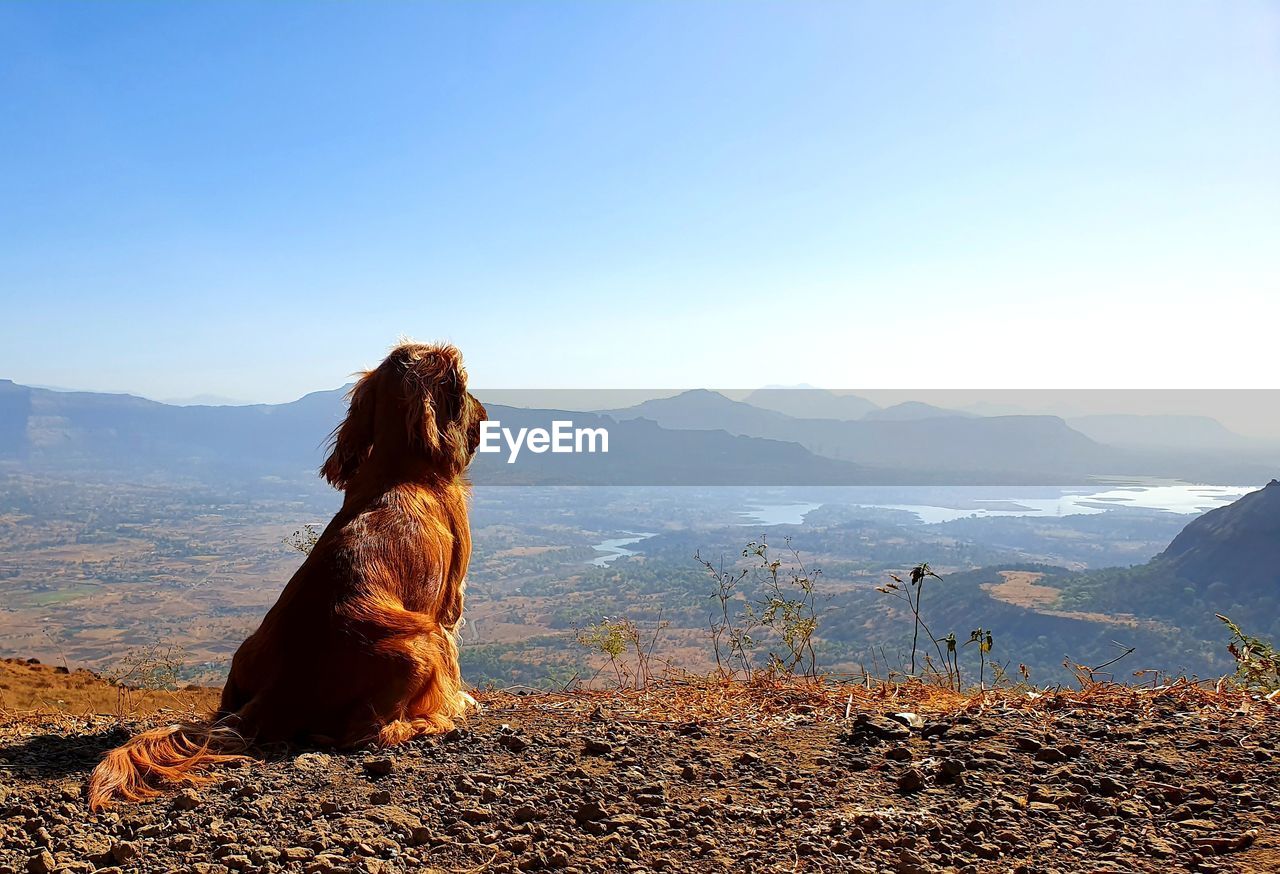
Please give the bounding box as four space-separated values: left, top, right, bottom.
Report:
1 466 1262 690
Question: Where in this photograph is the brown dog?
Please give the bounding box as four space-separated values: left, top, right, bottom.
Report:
88 343 486 809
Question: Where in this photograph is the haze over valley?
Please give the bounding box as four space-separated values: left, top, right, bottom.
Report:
3 379 1275 688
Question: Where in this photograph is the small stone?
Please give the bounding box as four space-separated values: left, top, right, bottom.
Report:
363 757 395 777
607 813 642 830
110 843 140 864
574 799 609 823
583 737 613 755
369 789 392 805
499 733 529 753
1035 747 1067 764
171 787 201 810
293 752 334 771
896 849 930 874
306 854 351 874
1098 775 1126 796
26 853 56 874
512 804 540 823
251 847 282 864
850 714 911 741
886 746 913 762
897 768 925 792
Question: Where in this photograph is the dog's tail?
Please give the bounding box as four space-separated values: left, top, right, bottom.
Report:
87 721 251 811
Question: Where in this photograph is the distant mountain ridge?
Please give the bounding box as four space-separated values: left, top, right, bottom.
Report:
1068 414 1253 451
3 379 1275 487
862 401 974 421
604 390 1117 478
742 387 878 420
0 380 883 486
602 390 1277 484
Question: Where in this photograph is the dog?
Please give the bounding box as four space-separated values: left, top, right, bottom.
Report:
88 342 486 809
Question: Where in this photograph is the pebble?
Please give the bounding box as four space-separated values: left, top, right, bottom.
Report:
897 768 926 792
362 757 395 777
583 737 613 755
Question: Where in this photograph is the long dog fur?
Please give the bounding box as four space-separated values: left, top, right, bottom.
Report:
88 343 486 809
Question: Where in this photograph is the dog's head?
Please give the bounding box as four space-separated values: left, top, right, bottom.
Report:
322 343 487 489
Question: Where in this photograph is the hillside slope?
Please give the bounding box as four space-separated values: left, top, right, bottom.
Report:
0 657 220 715
1054 480 1280 646
1158 479 1280 589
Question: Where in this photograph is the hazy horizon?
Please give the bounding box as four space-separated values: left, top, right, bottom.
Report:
10 378 1280 441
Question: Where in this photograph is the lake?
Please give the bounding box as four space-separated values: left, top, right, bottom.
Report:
582 480 1259 562
737 481 1256 526
588 532 657 567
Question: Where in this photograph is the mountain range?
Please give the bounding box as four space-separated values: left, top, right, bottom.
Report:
1 379 1275 487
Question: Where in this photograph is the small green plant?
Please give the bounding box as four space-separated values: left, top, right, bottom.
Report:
745 538 822 678
876 563 1007 692
575 614 668 690
1217 613 1280 691
696 550 755 679
966 627 994 690
876 563 955 686
696 536 824 681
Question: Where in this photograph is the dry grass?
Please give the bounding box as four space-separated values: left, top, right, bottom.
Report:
0 658 219 724
474 671 1279 728
5 653 1274 738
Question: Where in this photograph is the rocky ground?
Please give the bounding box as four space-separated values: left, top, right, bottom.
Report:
1 679 1278 873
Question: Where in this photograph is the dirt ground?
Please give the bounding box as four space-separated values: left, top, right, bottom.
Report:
0 669 1277 873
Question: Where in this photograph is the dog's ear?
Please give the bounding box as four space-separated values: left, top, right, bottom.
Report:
406 346 464 449
464 393 487 457
407 345 479 472
321 369 378 489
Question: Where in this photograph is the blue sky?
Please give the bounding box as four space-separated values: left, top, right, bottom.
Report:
1 2 1276 401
